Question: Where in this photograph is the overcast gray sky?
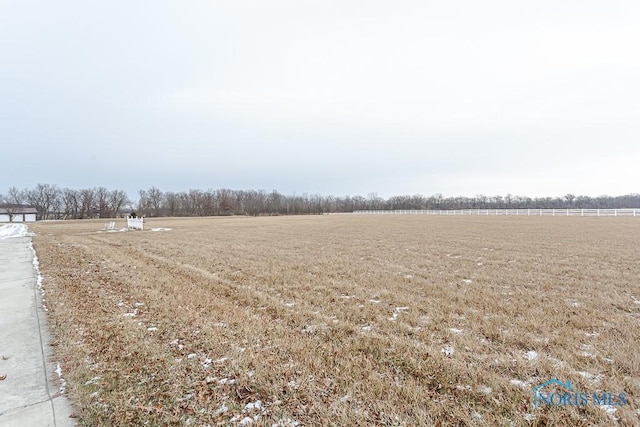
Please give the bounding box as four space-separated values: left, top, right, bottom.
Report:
1 1 639 199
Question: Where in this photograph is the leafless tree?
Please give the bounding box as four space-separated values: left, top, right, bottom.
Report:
80 188 96 219
25 183 60 220
61 188 80 219
96 187 110 218
109 189 129 217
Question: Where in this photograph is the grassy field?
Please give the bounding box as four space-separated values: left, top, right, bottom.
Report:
30 215 640 426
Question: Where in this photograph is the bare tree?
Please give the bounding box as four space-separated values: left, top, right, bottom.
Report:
163 192 180 216
25 183 60 220
95 187 110 218
61 188 80 219
7 187 25 205
147 187 163 217
80 188 96 219
108 189 129 217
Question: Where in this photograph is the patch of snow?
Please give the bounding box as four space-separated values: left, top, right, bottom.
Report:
147 327 158 332
449 328 463 335
477 386 492 394
509 379 529 389
285 303 295 308
213 402 228 416
244 400 262 412
0 224 31 239
577 371 602 383
239 416 258 426
461 279 473 284
388 306 409 321
187 353 197 359
218 378 236 385
524 350 538 361
84 376 102 386
368 299 381 304
103 227 129 233
28 242 44 295
151 227 172 231
523 413 535 422
441 345 455 357
600 405 618 420
339 295 353 299
123 310 137 317
361 325 373 332
55 363 67 394
134 302 144 307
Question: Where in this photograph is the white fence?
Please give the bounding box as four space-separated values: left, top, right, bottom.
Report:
126 216 144 230
353 208 639 217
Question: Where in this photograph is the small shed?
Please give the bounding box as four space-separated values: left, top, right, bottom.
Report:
0 205 37 223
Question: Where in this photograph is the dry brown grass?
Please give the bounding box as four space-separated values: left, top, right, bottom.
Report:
30 215 640 426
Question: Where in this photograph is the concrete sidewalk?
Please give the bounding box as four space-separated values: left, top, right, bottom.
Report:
0 234 75 426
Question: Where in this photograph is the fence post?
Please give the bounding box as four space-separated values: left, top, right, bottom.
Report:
615 209 617 217
597 209 600 217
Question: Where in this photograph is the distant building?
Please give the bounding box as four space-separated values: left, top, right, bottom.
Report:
0 205 37 223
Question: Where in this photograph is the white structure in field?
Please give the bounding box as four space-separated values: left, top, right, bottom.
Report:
0 205 37 222
126 215 144 230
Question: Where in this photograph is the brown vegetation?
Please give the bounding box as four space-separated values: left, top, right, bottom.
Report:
31 216 640 426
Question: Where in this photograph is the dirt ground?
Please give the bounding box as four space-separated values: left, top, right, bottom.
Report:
30 215 640 426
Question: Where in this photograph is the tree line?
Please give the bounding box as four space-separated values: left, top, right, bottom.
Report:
1 184 639 220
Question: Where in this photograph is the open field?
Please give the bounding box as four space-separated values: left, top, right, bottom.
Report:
30 215 640 426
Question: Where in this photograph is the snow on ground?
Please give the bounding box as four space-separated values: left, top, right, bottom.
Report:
0 223 31 239
523 350 538 361
151 227 172 232
441 345 455 357
55 363 67 394
388 306 409 321
509 379 531 389
477 385 492 394
577 371 602 383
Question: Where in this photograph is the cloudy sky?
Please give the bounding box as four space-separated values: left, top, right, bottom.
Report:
1 1 639 199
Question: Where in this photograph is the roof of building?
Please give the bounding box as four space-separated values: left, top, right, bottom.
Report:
0 204 38 214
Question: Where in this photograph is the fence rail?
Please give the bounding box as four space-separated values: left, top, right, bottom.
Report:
353 208 639 217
